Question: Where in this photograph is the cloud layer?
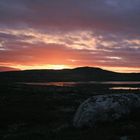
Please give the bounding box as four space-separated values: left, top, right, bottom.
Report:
0 0 140 72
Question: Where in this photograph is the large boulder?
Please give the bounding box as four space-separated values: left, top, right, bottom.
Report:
73 93 140 128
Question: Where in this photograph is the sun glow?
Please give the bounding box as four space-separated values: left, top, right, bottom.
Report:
102 66 140 73
12 64 71 70
46 65 71 70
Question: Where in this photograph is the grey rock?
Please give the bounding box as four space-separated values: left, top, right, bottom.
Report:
73 93 140 128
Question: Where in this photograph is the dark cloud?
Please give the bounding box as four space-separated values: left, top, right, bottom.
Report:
0 0 140 32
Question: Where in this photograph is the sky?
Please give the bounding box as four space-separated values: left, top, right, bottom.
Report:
0 0 140 73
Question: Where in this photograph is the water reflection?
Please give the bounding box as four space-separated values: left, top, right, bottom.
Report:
24 82 77 87
24 81 140 87
102 81 140 85
110 87 140 90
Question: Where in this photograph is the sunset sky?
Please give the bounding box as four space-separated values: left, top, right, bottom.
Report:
0 0 140 73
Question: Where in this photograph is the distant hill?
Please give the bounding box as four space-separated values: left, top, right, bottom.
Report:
0 66 140 82
0 66 20 72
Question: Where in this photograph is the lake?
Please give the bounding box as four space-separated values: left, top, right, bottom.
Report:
110 87 140 90
23 81 140 90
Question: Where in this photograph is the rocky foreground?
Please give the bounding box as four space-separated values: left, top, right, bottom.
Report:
73 93 140 128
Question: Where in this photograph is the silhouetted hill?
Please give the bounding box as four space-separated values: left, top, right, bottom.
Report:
0 67 140 82
0 66 20 72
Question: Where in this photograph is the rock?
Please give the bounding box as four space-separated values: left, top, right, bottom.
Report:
73 93 140 128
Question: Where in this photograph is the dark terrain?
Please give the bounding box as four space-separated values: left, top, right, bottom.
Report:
0 67 140 82
0 67 140 140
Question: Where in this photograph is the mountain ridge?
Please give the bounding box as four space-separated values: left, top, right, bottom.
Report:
0 66 139 82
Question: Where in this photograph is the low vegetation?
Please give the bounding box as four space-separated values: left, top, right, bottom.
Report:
0 82 140 140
